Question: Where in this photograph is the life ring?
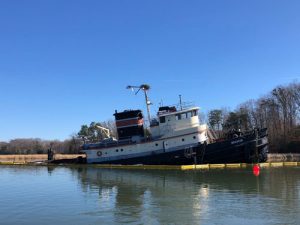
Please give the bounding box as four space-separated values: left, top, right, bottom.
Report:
97 151 102 157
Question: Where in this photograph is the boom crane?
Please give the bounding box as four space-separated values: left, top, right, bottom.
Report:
126 84 152 125
95 125 111 139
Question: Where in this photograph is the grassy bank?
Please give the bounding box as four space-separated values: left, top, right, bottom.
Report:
0 154 85 163
267 153 300 162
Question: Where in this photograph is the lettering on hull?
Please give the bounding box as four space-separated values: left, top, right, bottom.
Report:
231 139 243 145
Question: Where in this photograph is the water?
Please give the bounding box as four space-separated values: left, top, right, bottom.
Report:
0 166 299 225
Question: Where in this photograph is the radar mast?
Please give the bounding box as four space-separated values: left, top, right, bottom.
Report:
126 84 151 125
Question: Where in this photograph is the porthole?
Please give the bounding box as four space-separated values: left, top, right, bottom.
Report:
121 149 124 152
193 136 196 139
182 138 185 142
155 143 158 146
116 149 119 152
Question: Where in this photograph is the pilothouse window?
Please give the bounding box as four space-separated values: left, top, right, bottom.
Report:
192 110 198 117
160 116 166 123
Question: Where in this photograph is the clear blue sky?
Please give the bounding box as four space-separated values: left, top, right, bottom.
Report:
1 0 300 141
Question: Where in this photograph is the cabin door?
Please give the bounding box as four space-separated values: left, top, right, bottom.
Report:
163 141 169 152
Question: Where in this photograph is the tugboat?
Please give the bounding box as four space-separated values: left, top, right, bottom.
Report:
80 84 268 165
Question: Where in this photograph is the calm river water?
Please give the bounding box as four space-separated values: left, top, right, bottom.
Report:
0 165 299 225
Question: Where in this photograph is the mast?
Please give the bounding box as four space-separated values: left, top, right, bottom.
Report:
126 84 151 125
179 94 183 110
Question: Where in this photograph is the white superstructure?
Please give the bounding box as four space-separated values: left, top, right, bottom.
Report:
81 105 208 164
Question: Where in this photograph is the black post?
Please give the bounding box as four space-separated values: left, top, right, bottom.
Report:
47 147 53 161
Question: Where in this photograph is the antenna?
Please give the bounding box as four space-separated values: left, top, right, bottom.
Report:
126 84 151 124
179 95 183 110
159 99 164 107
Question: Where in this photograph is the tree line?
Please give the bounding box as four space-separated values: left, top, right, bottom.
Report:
0 138 81 155
0 120 117 155
207 81 300 153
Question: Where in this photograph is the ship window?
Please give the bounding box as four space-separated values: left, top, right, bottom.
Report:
155 143 158 146
121 149 123 152
187 112 192 118
160 116 166 123
181 113 187 119
176 114 181 120
192 110 198 117
116 149 119 152
182 138 185 142
193 136 196 139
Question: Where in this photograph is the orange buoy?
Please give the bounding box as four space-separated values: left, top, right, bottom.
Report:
253 164 260 176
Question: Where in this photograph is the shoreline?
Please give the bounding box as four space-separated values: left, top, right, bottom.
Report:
0 161 299 170
0 154 85 163
0 153 299 170
1 153 300 163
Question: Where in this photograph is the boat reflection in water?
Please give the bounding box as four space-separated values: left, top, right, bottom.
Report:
75 167 300 225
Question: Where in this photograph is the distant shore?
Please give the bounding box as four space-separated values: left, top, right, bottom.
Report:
0 154 85 163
